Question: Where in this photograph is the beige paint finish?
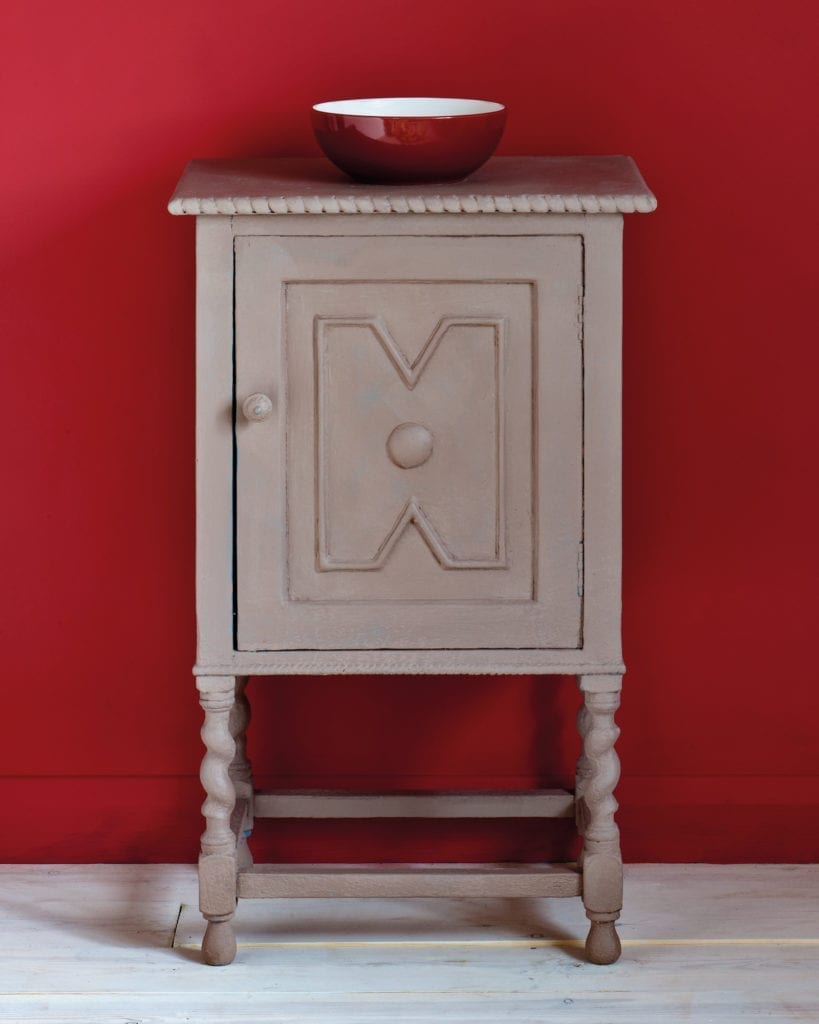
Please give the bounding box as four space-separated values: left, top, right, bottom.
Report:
235 233 582 650
252 789 576 818
172 157 655 967
192 209 624 676
237 864 583 900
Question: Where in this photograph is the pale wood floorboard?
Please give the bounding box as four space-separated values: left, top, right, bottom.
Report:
0 864 816 1023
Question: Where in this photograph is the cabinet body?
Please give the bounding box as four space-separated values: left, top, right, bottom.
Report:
194 211 628 676
171 156 655 966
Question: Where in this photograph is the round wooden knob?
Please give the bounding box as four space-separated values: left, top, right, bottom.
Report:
242 393 274 422
386 422 434 469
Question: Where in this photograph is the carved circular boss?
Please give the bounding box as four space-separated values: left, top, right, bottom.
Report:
386 422 434 469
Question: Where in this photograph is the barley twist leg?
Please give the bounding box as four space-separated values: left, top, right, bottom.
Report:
197 676 238 966
577 675 623 965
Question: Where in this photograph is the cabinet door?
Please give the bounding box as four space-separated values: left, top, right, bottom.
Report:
235 234 582 650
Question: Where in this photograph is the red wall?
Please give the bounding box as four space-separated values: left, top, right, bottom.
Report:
2 0 817 863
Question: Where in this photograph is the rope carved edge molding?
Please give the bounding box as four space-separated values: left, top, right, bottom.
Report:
168 193 658 215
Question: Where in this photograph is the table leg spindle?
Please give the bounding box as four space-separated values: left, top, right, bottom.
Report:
575 701 592 870
229 676 254 870
228 676 253 800
577 675 623 965
197 676 238 966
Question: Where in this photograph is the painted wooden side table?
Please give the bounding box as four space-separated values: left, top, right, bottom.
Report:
169 156 656 966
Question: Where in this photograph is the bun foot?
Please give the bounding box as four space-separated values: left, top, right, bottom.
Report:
202 918 237 965
585 920 621 964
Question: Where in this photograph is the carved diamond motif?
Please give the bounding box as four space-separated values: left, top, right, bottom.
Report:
314 313 507 572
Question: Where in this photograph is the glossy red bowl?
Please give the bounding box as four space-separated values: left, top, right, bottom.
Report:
312 97 506 184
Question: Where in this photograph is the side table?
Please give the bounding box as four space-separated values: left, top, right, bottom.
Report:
169 156 656 965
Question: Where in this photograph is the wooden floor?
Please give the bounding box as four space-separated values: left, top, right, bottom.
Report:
0 864 816 1023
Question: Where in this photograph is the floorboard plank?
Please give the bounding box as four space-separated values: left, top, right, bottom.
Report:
0 864 815 1023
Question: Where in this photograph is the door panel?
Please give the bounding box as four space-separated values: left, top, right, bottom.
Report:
287 282 532 602
235 234 582 650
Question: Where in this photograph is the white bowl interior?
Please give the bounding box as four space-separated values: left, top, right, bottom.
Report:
313 97 504 118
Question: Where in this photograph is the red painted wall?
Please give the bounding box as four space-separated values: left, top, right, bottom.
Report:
2 0 817 863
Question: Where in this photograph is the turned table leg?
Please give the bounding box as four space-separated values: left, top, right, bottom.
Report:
577 674 623 965
575 700 592 870
229 676 254 870
197 676 238 966
229 676 253 799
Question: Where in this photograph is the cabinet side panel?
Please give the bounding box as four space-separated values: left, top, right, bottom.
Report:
195 217 237 664
581 216 624 664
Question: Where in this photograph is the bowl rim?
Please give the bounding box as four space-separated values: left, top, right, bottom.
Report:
312 97 505 119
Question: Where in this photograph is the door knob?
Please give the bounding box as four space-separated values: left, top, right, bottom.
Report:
242 393 274 422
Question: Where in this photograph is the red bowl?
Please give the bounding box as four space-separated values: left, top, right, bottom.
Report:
312 97 506 184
